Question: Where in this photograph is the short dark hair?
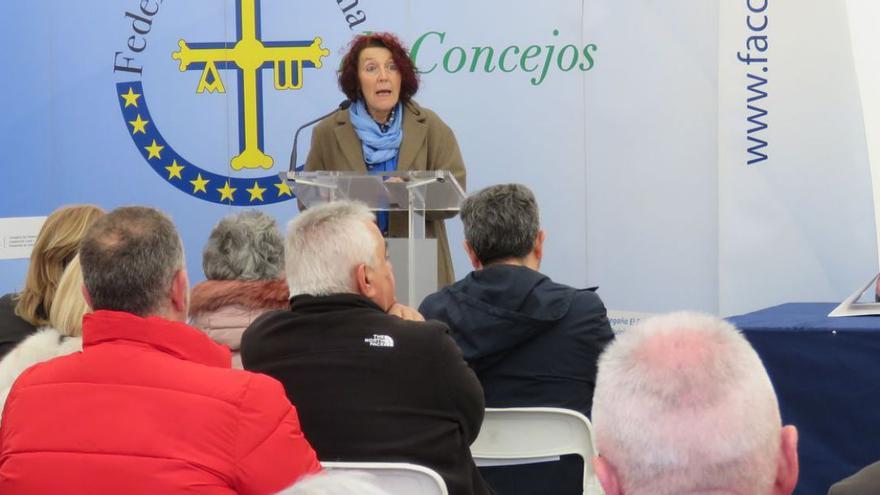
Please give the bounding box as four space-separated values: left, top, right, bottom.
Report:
460 184 540 265
79 206 183 316
202 210 283 281
338 32 420 103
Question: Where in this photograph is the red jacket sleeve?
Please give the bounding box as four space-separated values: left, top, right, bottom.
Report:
233 374 321 495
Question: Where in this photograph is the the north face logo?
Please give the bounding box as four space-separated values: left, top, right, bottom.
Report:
365 334 394 348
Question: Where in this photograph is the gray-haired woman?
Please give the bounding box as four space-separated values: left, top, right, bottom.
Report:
190 211 288 368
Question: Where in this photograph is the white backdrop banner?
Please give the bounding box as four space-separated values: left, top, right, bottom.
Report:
0 0 876 317
718 0 877 315
846 0 880 269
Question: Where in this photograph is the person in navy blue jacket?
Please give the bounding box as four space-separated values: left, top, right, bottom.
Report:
420 183 615 495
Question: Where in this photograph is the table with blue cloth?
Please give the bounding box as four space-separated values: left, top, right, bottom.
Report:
728 303 880 495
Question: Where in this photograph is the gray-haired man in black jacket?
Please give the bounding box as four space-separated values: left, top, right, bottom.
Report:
242 200 492 495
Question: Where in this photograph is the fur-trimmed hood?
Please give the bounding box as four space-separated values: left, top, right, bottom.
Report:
0 327 82 415
189 279 289 316
188 279 289 369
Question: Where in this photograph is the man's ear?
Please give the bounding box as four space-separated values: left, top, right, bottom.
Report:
533 229 546 263
773 425 799 495
170 269 189 314
81 284 94 310
464 241 482 270
593 455 622 495
355 263 373 299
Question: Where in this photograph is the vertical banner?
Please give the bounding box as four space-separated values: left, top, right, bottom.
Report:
845 0 880 268
718 0 877 317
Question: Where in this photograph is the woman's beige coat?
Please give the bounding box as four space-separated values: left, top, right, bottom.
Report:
304 99 466 287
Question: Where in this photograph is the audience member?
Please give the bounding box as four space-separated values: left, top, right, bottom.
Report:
242 201 491 495
0 256 87 413
190 210 289 368
419 183 614 495
278 471 391 495
592 312 799 495
0 205 103 359
828 461 880 494
0 206 320 494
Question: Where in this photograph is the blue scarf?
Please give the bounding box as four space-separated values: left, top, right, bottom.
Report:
349 99 403 164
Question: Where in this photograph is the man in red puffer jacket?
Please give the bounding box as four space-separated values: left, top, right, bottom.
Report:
0 206 321 495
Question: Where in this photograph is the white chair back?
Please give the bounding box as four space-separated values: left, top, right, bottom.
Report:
320 461 448 495
470 407 603 495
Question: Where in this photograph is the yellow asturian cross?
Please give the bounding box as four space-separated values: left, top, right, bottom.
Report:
172 0 330 170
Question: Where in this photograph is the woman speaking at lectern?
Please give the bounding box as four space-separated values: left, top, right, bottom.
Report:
304 32 466 287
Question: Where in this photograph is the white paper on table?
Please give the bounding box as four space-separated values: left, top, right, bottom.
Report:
828 273 880 317
0 217 47 260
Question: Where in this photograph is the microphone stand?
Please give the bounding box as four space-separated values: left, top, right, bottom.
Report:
287 100 352 179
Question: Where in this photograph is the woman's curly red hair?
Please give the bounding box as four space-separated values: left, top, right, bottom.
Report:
338 32 420 103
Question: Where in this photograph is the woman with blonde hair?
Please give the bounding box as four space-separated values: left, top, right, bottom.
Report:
0 204 103 359
0 255 89 412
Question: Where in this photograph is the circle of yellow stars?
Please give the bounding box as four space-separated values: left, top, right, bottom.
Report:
119 85 294 204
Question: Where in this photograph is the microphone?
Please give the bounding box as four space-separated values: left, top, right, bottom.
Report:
288 100 352 174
